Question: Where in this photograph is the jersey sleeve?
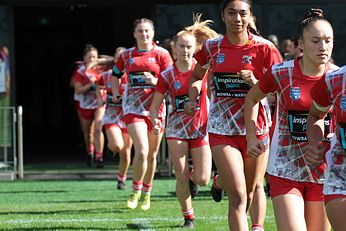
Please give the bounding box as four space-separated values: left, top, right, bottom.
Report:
310 76 332 107
264 44 283 71
112 54 125 78
73 69 84 83
155 73 169 95
97 75 105 87
193 44 208 67
258 68 279 94
159 52 173 72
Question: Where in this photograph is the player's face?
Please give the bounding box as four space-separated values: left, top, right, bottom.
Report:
133 22 155 46
84 50 98 65
174 34 196 62
222 0 251 35
300 20 333 65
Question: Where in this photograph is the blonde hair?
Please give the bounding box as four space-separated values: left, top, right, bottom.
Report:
175 13 220 51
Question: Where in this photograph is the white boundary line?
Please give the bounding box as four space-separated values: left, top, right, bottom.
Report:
1 215 274 225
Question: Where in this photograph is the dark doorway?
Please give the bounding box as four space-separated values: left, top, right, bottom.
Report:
14 4 152 163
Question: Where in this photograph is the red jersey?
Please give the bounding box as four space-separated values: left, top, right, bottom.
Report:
113 44 173 117
259 58 338 183
311 66 345 194
194 33 282 136
73 64 102 109
155 62 208 139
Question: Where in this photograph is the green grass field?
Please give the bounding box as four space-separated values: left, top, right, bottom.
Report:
0 178 277 230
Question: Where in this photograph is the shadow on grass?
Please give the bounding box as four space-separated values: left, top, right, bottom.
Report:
0 190 68 194
0 208 126 215
124 223 181 230
0 227 111 230
42 199 118 204
167 190 213 198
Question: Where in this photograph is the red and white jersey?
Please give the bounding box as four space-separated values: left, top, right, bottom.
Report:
156 62 208 139
259 58 338 183
74 64 102 109
98 69 127 127
72 62 83 102
113 44 173 117
311 66 346 194
194 33 282 136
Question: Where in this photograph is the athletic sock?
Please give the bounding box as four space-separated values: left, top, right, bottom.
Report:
182 208 194 220
142 183 152 195
251 224 264 231
213 175 221 190
132 181 143 192
95 151 103 160
189 169 195 183
89 144 95 154
117 173 127 182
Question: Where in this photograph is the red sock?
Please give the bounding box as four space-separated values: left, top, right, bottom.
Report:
182 208 194 220
117 173 126 182
251 224 264 231
95 152 103 160
132 181 143 192
89 144 95 154
142 183 152 194
189 170 194 182
213 175 221 190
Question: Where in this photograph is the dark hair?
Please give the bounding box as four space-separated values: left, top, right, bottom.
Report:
133 18 154 32
221 0 252 12
220 0 259 36
83 44 97 57
298 8 330 38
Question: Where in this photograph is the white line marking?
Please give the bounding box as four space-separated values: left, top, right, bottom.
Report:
0 215 275 225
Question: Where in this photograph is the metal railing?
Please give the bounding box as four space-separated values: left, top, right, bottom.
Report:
0 106 23 180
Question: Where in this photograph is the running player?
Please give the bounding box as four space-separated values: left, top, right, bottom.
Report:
97 47 133 189
244 8 337 231
74 44 106 168
150 14 219 228
306 67 346 231
188 1 282 230
112 18 173 210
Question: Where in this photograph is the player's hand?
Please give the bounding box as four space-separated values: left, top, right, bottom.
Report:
151 118 161 135
97 99 105 107
247 136 265 158
112 95 122 104
184 101 197 115
305 141 324 169
144 72 158 85
239 70 257 86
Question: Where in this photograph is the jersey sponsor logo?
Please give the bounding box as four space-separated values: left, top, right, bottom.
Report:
174 94 200 112
216 53 225 64
341 96 346 111
129 58 135 64
241 55 252 65
290 87 300 101
174 80 181 90
287 111 331 142
213 72 250 98
129 71 154 89
288 110 308 142
107 82 112 89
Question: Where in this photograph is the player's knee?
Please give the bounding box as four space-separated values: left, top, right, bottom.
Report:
228 190 247 208
194 175 210 186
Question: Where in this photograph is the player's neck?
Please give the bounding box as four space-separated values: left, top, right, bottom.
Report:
175 59 193 73
226 30 249 46
137 42 153 52
299 56 326 77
